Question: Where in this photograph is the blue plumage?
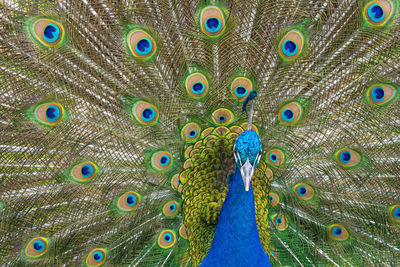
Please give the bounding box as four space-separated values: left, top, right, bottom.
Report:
201 130 269 266
201 166 271 267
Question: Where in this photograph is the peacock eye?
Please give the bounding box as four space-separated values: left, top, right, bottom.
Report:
163 200 179 217
335 148 361 167
33 102 65 126
293 183 314 200
266 149 285 166
363 0 394 27
117 191 141 212
127 29 156 60
132 100 159 125
25 237 49 258
366 84 397 106
70 161 98 183
157 230 176 248
185 73 209 99
278 29 305 61
30 19 64 47
181 122 201 142
151 151 173 171
86 248 107 266
200 6 225 37
268 192 279 207
389 204 400 222
272 214 288 230
212 108 234 126
231 77 252 102
278 102 303 125
328 224 349 241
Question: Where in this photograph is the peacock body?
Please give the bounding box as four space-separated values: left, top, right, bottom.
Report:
0 0 399 266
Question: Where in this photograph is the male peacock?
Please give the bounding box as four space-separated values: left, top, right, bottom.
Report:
0 0 399 266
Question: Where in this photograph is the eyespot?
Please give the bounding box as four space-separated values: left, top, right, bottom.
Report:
278 29 305 61
212 108 234 125
151 151 173 171
268 192 279 207
389 204 400 223
70 161 98 183
86 248 107 266
171 174 180 189
132 100 159 125
264 168 274 181
157 230 176 248
179 224 188 239
367 84 397 105
363 0 394 27
266 149 285 166
293 183 314 200
30 19 64 47
34 102 65 126
231 77 252 101
200 6 225 37
163 200 179 217
335 148 361 167
185 73 209 99
328 224 349 241
181 122 201 142
278 102 303 125
127 29 156 60
271 214 288 231
117 191 140 212
25 237 49 258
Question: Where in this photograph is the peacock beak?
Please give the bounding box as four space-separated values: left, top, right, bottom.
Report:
240 158 254 191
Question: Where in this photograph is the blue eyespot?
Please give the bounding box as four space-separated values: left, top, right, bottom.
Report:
368 4 385 22
269 195 273 201
235 86 248 97
126 194 137 206
33 240 45 252
339 151 351 164
282 109 294 122
297 186 307 196
189 130 197 137
276 217 282 225
135 38 153 55
45 105 61 122
371 86 385 102
219 116 226 122
394 207 400 219
169 204 176 211
81 164 94 178
191 82 205 94
333 227 342 236
205 18 221 33
269 153 277 162
160 155 170 166
164 233 172 241
43 24 60 43
282 40 298 57
142 107 155 122
93 251 103 262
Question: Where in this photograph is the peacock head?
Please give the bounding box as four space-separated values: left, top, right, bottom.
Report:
233 130 262 191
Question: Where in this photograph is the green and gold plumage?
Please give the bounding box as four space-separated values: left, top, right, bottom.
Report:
0 0 399 266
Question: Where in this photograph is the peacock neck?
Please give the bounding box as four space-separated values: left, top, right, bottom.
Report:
200 166 271 267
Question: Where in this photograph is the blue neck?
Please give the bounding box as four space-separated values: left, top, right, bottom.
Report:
200 166 271 267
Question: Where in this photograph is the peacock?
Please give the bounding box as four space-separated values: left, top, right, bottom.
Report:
0 0 400 266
